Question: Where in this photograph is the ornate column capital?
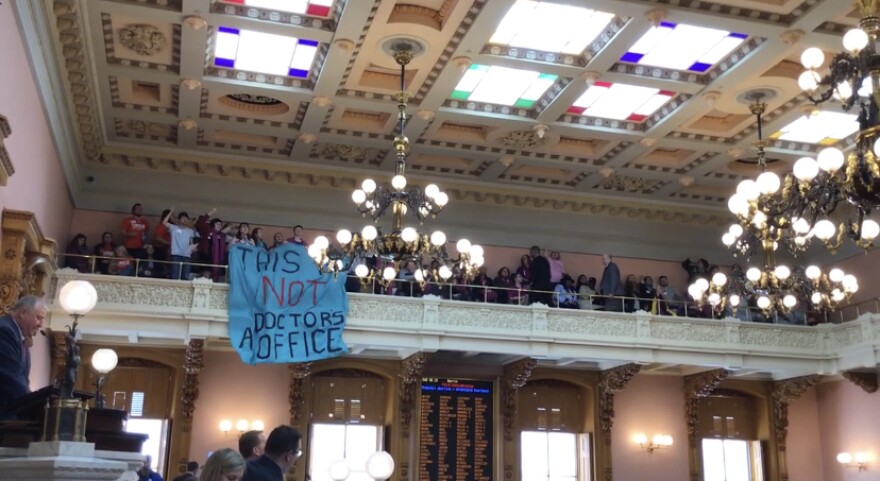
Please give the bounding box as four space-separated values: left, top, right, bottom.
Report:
398 352 429 438
771 375 822 446
597 363 642 445
842 371 878 393
181 339 205 432
501 358 537 442
683 368 729 442
288 362 312 428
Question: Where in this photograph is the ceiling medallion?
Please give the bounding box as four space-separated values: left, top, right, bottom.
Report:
117 24 168 56
497 129 547 149
219 94 290 115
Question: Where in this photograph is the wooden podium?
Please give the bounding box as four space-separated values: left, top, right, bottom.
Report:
0 386 147 452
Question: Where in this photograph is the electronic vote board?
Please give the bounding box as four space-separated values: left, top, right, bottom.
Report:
417 378 493 481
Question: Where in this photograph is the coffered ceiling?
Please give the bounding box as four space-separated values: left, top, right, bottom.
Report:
21 0 861 236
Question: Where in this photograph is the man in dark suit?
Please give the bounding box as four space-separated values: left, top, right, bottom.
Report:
599 254 624 312
0 295 47 412
242 425 302 481
529 245 553 306
239 429 266 461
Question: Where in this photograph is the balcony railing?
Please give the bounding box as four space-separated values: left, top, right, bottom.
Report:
57 254 845 324
46 269 880 378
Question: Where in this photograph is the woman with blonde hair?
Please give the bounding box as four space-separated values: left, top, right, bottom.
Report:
199 448 246 481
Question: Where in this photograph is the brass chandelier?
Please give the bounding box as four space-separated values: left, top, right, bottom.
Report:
308 41 484 283
701 93 859 314
726 1 880 257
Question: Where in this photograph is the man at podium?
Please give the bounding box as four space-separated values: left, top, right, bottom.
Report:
0 296 47 414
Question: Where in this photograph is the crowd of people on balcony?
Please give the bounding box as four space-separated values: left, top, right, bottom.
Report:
62 204 825 324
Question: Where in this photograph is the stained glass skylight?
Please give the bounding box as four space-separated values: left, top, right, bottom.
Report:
772 111 859 145
489 0 614 55
214 27 319 78
451 64 558 108
567 82 675 122
621 22 747 73
222 0 334 17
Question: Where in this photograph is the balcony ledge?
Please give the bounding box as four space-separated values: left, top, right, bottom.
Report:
47 271 880 379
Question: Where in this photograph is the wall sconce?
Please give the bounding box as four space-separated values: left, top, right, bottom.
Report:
633 433 673 453
219 419 264 435
838 452 871 471
90 348 118 409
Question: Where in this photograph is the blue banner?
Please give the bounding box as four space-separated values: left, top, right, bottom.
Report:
227 243 349 364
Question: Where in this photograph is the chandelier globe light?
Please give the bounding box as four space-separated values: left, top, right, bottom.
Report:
308 39 483 283
782 0 880 253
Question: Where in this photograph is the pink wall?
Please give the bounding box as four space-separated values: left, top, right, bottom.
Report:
69 209 692 291
787 386 824 481
611 374 689 481
0 6 73 244
2 4 74 389
189 350 291 465
815 380 880 481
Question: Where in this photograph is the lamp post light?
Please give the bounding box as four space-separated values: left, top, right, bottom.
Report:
329 460 350 481
365 451 395 481
57 280 98 399
46 279 98 442
90 348 118 409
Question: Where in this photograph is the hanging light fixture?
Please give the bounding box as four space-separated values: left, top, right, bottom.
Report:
722 92 812 258
308 40 483 283
766 0 880 254
706 89 860 316
689 239 858 315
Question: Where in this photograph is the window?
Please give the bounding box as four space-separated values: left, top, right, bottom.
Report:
621 22 747 72
489 1 614 54
126 418 170 474
772 111 859 144
702 439 763 481
220 0 334 17
214 27 320 78
521 431 587 481
309 424 381 481
451 64 558 107
567 81 675 121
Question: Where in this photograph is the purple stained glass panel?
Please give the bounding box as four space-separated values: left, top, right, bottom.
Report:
620 52 644 63
288 68 309 78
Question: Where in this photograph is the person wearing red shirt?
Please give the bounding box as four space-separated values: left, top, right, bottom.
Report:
121 203 150 259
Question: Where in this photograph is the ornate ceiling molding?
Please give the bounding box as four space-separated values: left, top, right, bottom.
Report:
97 150 729 225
